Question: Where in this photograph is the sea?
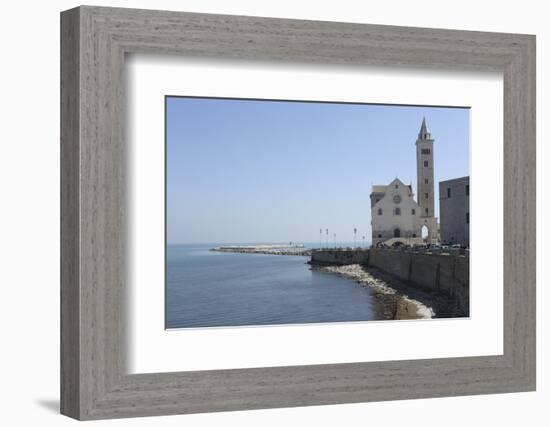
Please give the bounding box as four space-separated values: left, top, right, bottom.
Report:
166 243 379 329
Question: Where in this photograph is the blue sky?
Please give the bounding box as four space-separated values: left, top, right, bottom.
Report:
166 97 469 244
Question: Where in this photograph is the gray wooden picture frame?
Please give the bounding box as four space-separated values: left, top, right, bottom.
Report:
60 5 536 420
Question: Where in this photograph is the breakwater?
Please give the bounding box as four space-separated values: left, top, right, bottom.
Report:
310 248 469 317
211 245 312 256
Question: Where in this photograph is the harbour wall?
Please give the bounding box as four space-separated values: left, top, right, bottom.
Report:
311 249 469 316
309 249 370 266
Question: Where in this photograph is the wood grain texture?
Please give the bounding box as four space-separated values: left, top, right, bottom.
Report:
60 5 536 420
60 7 80 419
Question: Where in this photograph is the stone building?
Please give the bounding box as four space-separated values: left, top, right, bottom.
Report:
370 118 438 246
370 178 423 245
439 176 470 247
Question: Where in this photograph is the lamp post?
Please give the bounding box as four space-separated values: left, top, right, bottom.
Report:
319 228 322 249
354 227 357 248
362 235 365 248
326 228 329 248
334 233 336 248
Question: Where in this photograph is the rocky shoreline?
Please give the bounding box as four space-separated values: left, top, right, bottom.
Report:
317 264 446 320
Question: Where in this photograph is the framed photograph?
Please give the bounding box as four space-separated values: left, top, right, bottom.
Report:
61 6 536 420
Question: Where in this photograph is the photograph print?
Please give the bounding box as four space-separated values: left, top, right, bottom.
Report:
166 97 470 329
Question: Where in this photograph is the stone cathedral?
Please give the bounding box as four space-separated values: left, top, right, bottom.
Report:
370 118 439 246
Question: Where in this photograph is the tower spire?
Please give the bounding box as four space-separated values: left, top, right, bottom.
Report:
418 117 432 140
415 116 435 240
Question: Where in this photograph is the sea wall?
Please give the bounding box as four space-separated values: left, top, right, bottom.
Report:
309 249 370 266
311 249 469 316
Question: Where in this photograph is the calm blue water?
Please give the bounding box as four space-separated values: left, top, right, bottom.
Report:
166 244 379 328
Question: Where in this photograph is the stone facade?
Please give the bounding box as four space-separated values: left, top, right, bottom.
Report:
370 118 438 246
370 178 424 246
439 176 470 246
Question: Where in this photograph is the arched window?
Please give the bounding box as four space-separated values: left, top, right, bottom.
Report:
421 225 429 239
378 208 383 215
394 228 401 238
394 207 401 215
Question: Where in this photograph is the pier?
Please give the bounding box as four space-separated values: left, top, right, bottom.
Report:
210 244 312 256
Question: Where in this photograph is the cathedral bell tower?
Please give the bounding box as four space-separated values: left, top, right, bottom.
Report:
416 118 436 239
